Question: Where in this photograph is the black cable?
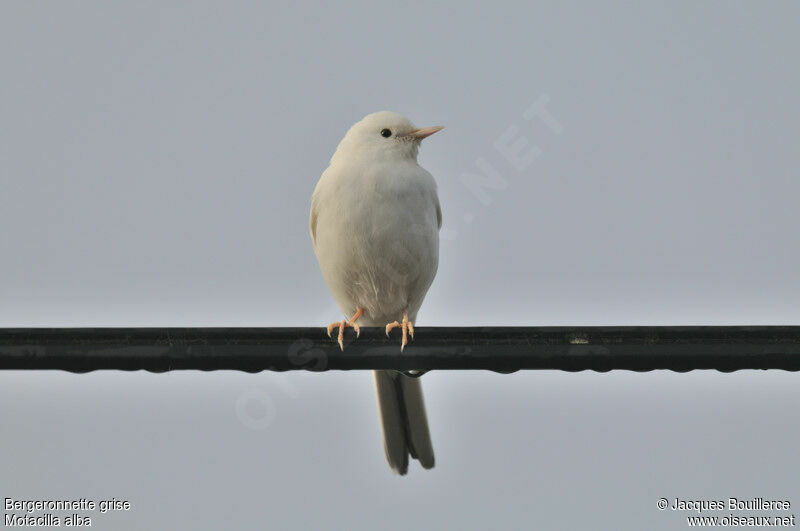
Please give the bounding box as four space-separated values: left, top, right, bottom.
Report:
1 326 799 373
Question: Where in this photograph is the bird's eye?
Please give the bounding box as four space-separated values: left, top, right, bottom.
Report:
380 128 392 138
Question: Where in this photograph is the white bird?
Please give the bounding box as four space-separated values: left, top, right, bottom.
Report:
310 111 443 474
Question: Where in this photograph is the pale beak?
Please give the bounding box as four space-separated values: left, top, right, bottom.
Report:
404 126 444 140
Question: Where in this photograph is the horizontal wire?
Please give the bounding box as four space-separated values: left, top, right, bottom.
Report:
1 326 799 373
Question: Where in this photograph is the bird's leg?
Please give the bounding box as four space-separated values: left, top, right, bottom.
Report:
326 308 364 350
385 310 414 351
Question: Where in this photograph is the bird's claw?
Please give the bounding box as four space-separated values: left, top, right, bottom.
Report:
325 308 363 350
385 311 414 351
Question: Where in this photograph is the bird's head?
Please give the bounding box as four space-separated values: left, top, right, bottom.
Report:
330 111 443 165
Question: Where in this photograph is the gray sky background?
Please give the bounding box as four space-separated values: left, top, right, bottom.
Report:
1 2 799 530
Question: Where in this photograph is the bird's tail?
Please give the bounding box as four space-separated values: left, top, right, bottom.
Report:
373 369 435 475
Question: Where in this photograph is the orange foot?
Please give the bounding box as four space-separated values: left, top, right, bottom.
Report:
385 310 415 351
326 308 364 350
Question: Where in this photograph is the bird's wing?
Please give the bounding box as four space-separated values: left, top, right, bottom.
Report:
310 166 337 248
435 195 442 230
309 199 318 247
310 182 324 248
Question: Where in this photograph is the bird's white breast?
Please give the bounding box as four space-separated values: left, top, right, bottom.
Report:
311 159 440 325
